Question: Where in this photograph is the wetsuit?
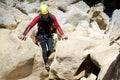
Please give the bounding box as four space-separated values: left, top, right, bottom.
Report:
23 13 64 65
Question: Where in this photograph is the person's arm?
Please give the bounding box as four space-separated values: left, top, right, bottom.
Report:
18 16 39 40
51 14 68 40
51 14 64 35
23 16 39 36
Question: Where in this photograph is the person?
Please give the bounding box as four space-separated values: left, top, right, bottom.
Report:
18 4 68 71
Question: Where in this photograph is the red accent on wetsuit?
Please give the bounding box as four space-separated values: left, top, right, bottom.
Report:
23 14 64 36
51 14 64 35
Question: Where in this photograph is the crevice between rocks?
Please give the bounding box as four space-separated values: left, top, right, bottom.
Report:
5 58 34 80
74 54 100 80
0 24 7 29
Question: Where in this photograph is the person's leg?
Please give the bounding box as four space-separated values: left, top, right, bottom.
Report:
37 35 48 64
40 41 50 71
47 38 53 57
40 41 48 63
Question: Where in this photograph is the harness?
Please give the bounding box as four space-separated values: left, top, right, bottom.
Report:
36 13 57 43
37 13 56 36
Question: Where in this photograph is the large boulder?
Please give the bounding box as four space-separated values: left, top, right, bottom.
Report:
88 3 110 30
108 9 120 44
90 44 119 80
0 2 30 30
49 31 106 80
66 5 90 27
103 53 120 80
0 3 17 29
0 29 43 80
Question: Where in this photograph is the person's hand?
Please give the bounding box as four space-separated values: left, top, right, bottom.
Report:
18 34 26 41
35 36 39 46
61 34 68 40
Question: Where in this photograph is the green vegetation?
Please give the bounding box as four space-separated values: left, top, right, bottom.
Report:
27 0 34 3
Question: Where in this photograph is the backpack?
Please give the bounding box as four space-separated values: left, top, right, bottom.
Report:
38 13 56 33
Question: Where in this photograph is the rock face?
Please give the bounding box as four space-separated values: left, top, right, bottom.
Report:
0 0 120 80
0 2 17 29
50 36 97 80
0 29 42 80
0 2 30 30
103 53 120 80
101 9 120 80
108 9 120 44
88 3 110 30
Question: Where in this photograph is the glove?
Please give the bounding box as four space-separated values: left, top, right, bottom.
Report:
61 34 68 40
18 34 26 41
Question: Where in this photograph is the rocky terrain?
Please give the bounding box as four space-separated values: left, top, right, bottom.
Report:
0 0 120 80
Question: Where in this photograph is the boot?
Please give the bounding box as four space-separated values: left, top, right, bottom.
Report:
45 63 50 72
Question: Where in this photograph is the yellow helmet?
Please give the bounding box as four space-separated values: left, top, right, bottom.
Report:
39 4 49 14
